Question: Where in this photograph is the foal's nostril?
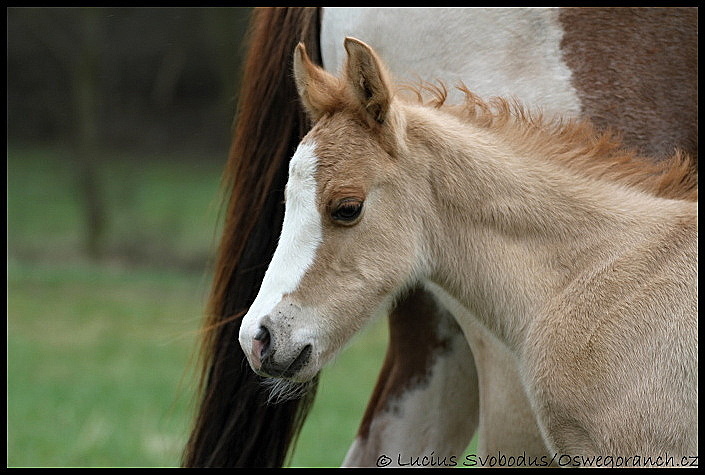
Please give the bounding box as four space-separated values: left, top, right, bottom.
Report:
254 326 272 361
251 326 312 378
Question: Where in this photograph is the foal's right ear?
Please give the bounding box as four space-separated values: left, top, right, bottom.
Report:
293 42 338 121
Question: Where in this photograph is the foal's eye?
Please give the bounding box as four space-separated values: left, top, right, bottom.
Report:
331 198 364 224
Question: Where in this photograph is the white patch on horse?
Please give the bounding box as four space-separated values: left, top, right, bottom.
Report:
321 7 581 115
342 316 477 467
239 141 322 352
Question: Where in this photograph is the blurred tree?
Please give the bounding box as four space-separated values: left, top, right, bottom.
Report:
10 8 107 259
74 8 107 260
8 7 253 261
202 8 252 111
8 7 252 151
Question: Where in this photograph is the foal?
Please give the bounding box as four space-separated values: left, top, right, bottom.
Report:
239 38 697 460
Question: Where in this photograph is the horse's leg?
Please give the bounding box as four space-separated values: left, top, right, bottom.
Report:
343 287 551 467
342 286 478 467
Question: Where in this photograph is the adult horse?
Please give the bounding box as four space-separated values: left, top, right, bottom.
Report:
183 7 697 467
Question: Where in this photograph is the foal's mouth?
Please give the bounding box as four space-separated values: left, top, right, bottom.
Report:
258 344 313 380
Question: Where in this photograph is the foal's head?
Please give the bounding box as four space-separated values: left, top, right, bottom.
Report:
239 38 426 382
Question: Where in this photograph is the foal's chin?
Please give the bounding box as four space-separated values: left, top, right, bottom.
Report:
244 351 323 404
259 373 318 403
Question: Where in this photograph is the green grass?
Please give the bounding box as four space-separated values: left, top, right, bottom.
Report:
7 144 478 467
6 258 391 467
7 144 225 466
6 144 396 467
7 144 225 268
7 260 209 467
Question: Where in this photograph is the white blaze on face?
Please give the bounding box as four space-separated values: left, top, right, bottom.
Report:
239 141 322 355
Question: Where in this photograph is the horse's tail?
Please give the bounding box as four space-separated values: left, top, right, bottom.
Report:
182 7 322 467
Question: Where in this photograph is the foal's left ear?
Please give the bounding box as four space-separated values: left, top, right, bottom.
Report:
343 37 393 124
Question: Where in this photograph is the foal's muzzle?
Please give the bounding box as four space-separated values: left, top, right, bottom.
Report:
250 325 313 379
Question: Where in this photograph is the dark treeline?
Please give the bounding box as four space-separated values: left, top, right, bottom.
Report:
7 7 253 155
8 8 253 262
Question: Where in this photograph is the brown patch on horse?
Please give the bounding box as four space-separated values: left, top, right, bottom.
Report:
558 7 698 160
183 7 322 468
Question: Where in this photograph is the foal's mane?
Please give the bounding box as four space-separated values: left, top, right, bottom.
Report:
399 82 697 202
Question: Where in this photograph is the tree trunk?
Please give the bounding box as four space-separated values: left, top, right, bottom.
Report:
72 8 106 260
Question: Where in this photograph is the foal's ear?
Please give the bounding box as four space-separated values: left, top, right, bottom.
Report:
293 42 338 121
343 37 393 124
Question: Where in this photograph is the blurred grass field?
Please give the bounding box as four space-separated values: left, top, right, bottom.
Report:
6 145 391 467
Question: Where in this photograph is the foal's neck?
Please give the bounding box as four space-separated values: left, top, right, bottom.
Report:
406 106 677 351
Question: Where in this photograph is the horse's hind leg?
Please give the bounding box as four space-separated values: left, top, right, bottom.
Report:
342 286 478 467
